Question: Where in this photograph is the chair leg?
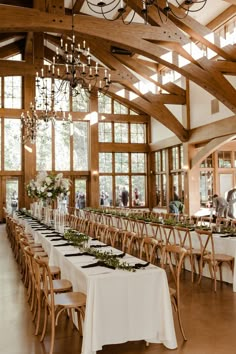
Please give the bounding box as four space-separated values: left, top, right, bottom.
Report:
40 305 48 342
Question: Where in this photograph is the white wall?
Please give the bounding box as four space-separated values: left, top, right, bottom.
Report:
151 104 184 143
190 75 236 129
151 118 174 143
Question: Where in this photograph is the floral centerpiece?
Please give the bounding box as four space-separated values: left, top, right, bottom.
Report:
26 171 71 202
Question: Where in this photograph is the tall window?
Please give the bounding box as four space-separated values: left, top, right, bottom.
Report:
98 122 112 142
72 91 89 112
200 171 214 207
4 119 21 170
98 94 112 113
73 121 89 171
36 123 52 171
130 123 146 143
155 150 167 207
55 122 70 170
4 76 22 108
218 151 232 168
114 100 128 114
170 145 184 202
99 153 112 173
115 153 129 173
114 123 129 143
98 121 147 144
99 151 147 207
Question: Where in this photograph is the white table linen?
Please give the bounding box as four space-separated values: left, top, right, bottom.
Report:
22 220 177 354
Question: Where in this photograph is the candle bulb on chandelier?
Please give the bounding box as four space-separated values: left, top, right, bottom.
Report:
95 63 98 75
104 69 107 79
41 68 44 77
56 47 59 55
57 68 60 77
60 38 63 48
65 43 68 52
83 40 86 50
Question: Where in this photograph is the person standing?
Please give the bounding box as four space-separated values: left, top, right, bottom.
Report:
212 194 228 218
121 187 129 207
11 190 18 215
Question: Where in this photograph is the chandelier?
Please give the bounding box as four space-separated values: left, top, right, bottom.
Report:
85 0 208 24
36 4 111 101
21 101 72 144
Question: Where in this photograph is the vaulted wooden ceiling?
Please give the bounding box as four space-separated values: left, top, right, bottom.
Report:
0 0 236 142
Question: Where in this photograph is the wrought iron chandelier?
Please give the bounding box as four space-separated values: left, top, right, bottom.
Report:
21 101 72 144
36 3 111 101
85 0 208 24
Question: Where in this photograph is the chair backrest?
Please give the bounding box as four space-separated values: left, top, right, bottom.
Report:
195 229 215 260
34 255 55 310
104 227 120 246
150 222 161 240
136 220 148 237
163 244 187 295
174 226 193 250
94 223 109 242
121 231 140 256
159 224 176 245
139 236 160 264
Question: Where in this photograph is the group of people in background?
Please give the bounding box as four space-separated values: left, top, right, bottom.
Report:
100 187 142 208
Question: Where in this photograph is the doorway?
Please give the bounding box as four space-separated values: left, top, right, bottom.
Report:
74 178 87 209
0 177 19 221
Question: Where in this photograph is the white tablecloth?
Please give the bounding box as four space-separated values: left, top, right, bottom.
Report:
22 220 177 354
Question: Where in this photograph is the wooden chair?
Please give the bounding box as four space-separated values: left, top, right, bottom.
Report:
34 255 86 354
159 224 176 245
121 231 140 257
94 223 109 242
27 249 73 336
162 244 188 341
139 236 161 265
136 219 148 237
195 229 234 292
174 226 196 282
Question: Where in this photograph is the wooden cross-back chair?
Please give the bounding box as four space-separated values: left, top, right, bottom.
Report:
34 255 86 354
121 231 140 257
195 229 234 292
162 244 188 341
139 237 161 265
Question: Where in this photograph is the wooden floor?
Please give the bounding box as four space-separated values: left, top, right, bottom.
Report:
1 223 236 354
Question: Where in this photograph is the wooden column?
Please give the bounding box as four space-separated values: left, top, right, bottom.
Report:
22 75 36 209
89 96 99 208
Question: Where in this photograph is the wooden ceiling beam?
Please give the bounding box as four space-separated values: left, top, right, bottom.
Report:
207 5 236 31
0 40 25 59
112 53 186 96
73 0 85 14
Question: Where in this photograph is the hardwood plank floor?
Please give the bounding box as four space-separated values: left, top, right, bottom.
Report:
1 224 236 354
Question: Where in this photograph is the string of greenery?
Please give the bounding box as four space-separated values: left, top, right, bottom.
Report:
64 228 135 271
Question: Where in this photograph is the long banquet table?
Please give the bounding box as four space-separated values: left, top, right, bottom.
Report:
18 215 177 354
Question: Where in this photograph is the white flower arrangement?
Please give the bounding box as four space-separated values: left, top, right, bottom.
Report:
26 171 71 201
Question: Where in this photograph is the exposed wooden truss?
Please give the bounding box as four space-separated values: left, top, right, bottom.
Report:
0 1 235 142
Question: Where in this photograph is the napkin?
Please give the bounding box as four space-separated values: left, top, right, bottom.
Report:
65 252 92 257
90 244 109 248
133 262 150 269
54 242 73 247
44 234 62 237
50 237 64 241
82 261 115 270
